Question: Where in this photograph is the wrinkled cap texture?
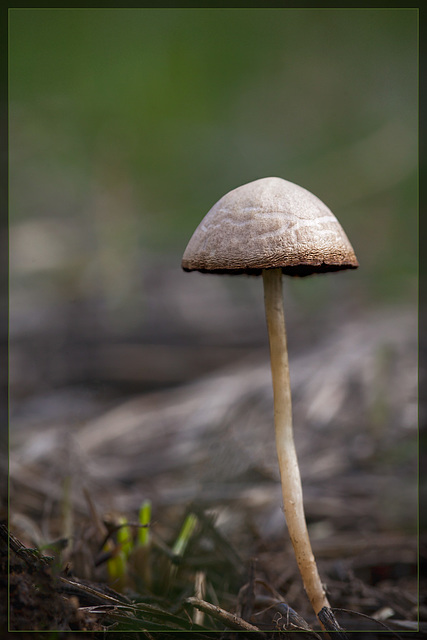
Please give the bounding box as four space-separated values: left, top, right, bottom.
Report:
182 177 359 276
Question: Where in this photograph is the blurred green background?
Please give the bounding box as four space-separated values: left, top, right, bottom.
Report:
9 8 418 395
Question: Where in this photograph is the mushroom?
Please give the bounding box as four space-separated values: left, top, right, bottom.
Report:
181 177 358 624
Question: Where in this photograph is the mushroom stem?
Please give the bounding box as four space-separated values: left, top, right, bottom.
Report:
262 267 330 620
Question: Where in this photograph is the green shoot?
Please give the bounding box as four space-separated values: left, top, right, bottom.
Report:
106 516 132 591
167 512 199 590
133 499 153 590
117 517 133 558
137 499 151 547
172 513 198 557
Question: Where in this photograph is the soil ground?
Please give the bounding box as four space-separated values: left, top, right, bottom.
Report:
4 297 424 638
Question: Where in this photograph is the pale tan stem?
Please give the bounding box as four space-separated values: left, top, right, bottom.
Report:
262 268 330 619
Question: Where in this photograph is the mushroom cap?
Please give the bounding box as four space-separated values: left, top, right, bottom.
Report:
182 177 359 276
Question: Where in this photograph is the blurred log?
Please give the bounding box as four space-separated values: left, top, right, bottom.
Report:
10 305 417 543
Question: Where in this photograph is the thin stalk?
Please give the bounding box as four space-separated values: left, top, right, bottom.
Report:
262 267 329 619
